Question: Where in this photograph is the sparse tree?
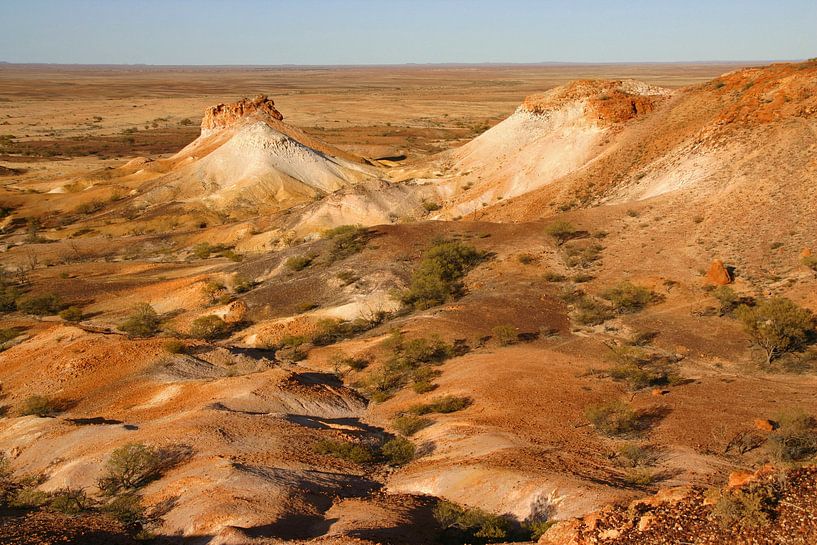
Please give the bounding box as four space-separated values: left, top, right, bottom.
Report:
736 298 814 365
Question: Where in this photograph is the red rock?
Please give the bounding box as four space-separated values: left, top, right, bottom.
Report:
201 94 283 133
728 470 756 488
706 259 733 285
753 418 777 432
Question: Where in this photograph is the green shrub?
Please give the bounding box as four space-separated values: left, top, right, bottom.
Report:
543 271 566 282
410 395 472 415
312 439 374 464
192 243 212 259
381 437 415 465
573 295 614 326
616 443 657 468
323 225 370 261
366 333 454 399
18 395 61 417
434 500 512 543
17 293 61 316
97 443 163 496
102 492 149 530
120 303 160 337
285 255 314 271
401 240 486 310
0 286 21 312
48 487 94 514
585 400 641 437
736 298 814 364
0 327 24 346
601 282 656 313
232 274 255 293
163 339 186 354
74 200 104 215
803 256 817 272
422 200 442 212
710 482 779 528
545 221 579 245
608 346 682 391
517 253 536 265
189 315 230 340
392 414 432 436
492 324 517 346
562 242 603 269
766 409 817 462
58 306 83 322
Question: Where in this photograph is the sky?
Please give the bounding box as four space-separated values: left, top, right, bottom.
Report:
1 0 815 65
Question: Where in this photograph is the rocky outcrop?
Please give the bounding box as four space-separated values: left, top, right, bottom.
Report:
705 259 733 285
520 80 669 124
201 95 284 134
537 467 817 545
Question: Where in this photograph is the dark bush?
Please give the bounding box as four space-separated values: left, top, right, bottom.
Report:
766 409 817 462
381 437 415 465
189 315 231 340
401 240 486 310
736 298 814 364
410 395 472 415
97 443 164 496
312 439 375 464
17 293 61 316
601 282 656 313
585 400 641 437
545 221 579 245
18 395 62 417
323 225 370 262
120 303 160 337
392 414 433 436
59 306 83 322
285 255 314 271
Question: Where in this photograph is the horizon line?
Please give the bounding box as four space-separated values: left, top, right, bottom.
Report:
0 59 798 70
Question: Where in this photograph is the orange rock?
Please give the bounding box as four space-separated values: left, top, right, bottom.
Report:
201 95 283 133
538 519 585 545
637 514 656 532
728 470 756 488
222 300 248 324
802 247 813 258
706 259 733 285
753 418 777 432
651 388 669 397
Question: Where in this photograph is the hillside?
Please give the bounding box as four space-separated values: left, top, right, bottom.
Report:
0 61 816 544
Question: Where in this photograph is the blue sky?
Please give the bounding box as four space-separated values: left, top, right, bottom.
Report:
1 0 815 65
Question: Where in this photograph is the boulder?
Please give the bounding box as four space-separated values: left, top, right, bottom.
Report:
538 519 585 545
753 418 777 432
801 247 812 258
706 259 733 285
222 300 248 324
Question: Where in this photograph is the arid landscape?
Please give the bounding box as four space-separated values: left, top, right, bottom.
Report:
1 58 817 545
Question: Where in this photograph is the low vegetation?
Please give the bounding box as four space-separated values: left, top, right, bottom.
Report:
400 240 486 310
709 481 781 528
585 400 642 437
285 254 314 271
18 395 63 417
189 315 231 340
313 436 415 466
434 499 532 544
120 303 160 337
410 395 472 415
364 332 457 401
607 346 684 391
765 409 817 462
323 225 370 262
492 324 518 346
17 293 62 316
601 282 657 313
58 306 83 322
562 242 603 269
545 221 579 245
392 414 433 436
736 297 814 364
